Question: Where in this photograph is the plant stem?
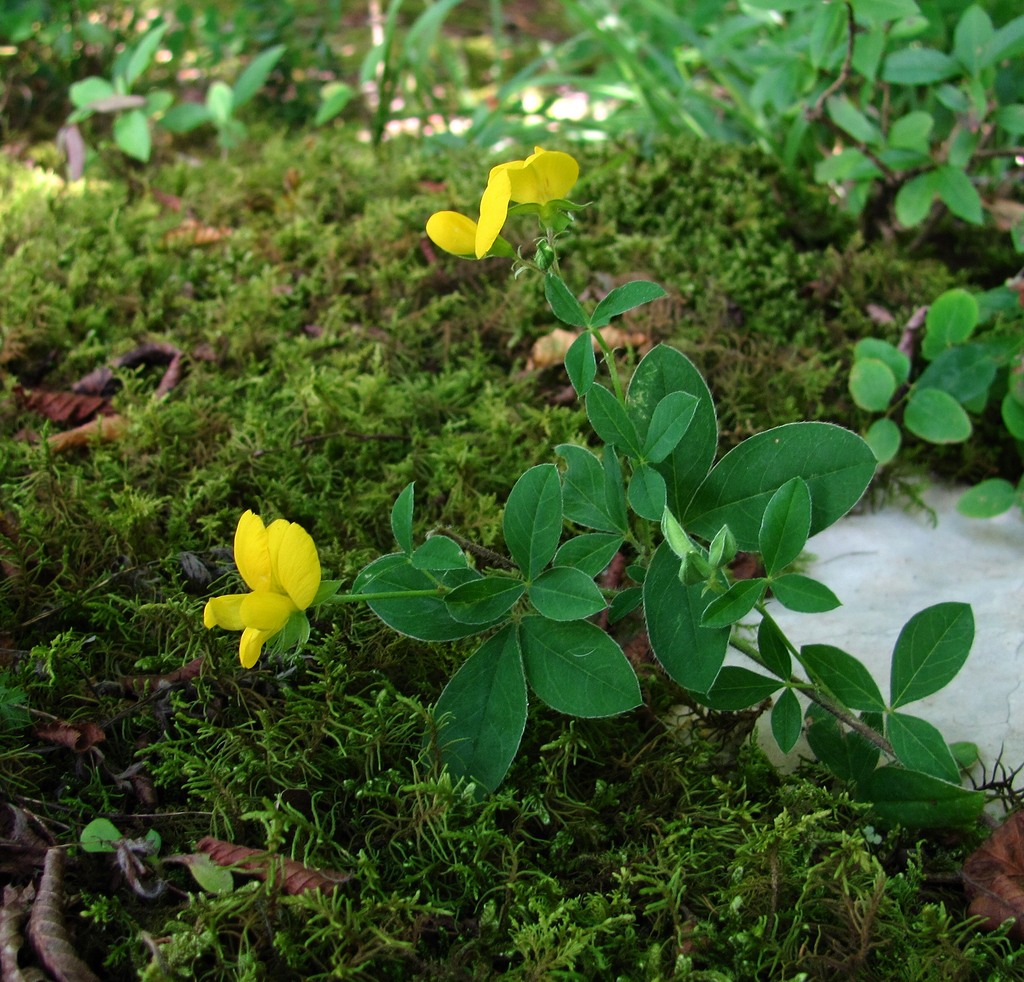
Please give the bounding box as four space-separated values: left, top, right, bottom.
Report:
325 589 442 604
590 326 625 402
729 630 896 760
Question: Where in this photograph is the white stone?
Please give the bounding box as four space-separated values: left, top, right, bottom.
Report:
748 484 1024 775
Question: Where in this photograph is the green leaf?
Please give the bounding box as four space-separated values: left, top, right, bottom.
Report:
799 644 885 711
858 767 985 828
627 346 718 516
758 616 791 678
529 567 606 621
69 76 115 111
994 104 1024 135
888 110 934 153
934 165 983 225
644 542 729 693
81 817 123 853
886 712 960 783
586 384 641 457
627 463 667 521
922 289 979 359
643 392 698 463
804 704 880 784
357 553 480 641
545 274 589 328
553 533 623 577
851 0 920 24
953 5 993 76
565 332 596 396
771 689 803 753
314 82 355 126
391 482 414 555
434 625 527 793
591 280 667 328
854 338 910 384
206 81 234 126
826 95 881 145
232 44 286 108
1003 391 1024 439
904 388 972 443
520 616 640 717
894 171 937 227
770 573 841 612
957 479 1016 518
123 22 168 89
950 741 980 769
701 579 766 629
864 418 902 464
759 478 811 576
603 446 630 532
702 666 781 710
183 853 235 895
882 47 961 84
557 445 627 533
980 14 1024 68
608 587 643 624
113 109 151 161
411 536 466 571
814 148 883 183
849 358 897 411
503 464 562 580
684 422 876 550
159 102 212 133
445 577 524 624
916 345 995 404
890 602 974 708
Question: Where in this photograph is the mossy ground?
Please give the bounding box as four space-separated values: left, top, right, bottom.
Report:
1 130 1020 978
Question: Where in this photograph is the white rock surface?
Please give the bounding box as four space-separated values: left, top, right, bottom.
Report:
753 484 1024 773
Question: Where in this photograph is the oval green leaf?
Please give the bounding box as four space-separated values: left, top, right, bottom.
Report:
904 387 972 443
886 711 960 783
528 566 606 621
702 666 781 711
771 688 803 754
770 573 841 613
759 477 811 576
799 643 885 712
957 478 1016 518
503 464 562 580
701 578 766 629
858 767 985 828
434 625 527 793
864 418 902 464
520 616 640 717
565 331 596 396
445 577 525 624
890 602 974 708
849 358 897 411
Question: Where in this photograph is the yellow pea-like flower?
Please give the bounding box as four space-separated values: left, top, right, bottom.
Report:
425 147 579 260
204 511 321 668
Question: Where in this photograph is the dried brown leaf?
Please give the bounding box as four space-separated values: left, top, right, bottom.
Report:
13 386 112 426
27 848 101 982
118 656 205 698
46 414 126 453
526 326 650 372
0 805 54 877
161 218 232 248
33 720 105 754
196 836 352 894
962 810 1024 943
1 885 33 982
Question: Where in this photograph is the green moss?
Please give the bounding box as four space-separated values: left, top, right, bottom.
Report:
1 130 1019 979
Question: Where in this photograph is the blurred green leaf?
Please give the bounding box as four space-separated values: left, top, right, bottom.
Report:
904 388 972 443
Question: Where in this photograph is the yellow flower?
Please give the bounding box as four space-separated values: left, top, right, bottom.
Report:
204 511 321 668
425 210 479 257
477 147 579 258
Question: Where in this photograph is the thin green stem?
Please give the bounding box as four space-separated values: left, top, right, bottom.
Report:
324 588 443 604
591 326 625 403
730 621 896 760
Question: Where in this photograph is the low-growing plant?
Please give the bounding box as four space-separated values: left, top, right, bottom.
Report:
477 0 1024 246
851 280 1024 517
63 19 286 170
202 146 988 828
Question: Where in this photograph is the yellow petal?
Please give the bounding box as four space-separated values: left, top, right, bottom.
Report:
233 511 272 592
265 519 290 593
239 627 276 669
203 594 246 630
476 170 512 258
271 522 321 610
425 211 478 257
240 590 296 631
507 150 579 205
